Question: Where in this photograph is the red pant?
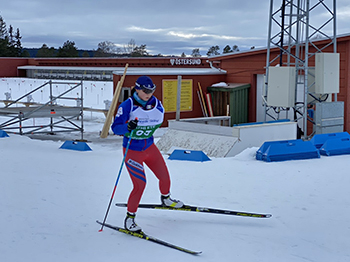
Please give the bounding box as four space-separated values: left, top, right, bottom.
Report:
123 143 170 213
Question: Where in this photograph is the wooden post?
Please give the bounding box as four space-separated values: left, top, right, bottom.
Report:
206 93 214 117
198 82 208 117
100 64 129 138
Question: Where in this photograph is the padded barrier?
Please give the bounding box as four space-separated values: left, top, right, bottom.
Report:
169 149 211 162
59 140 92 151
309 132 350 149
256 139 320 162
0 129 9 138
319 137 350 156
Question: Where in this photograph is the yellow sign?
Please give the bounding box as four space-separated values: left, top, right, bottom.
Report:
162 79 193 112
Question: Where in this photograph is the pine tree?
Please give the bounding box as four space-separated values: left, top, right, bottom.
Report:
0 38 9 56
191 48 201 57
8 25 14 45
15 28 22 49
36 44 57 57
13 28 23 56
57 40 78 57
207 45 220 56
0 16 23 57
131 44 148 57
0 15 9 56
6 25 17 56
0 16 7 39
223 45 232 53
232 45 240 52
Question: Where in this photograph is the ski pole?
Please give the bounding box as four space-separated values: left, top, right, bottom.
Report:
99 129 134 232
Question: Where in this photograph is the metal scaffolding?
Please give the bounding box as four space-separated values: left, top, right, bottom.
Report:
264 0 337 138
0 80 85 140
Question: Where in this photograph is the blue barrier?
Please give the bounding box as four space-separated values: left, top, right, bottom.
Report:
169 150 211 162
319 137 350 156
59 140 92 151
310 132 350 149
256 139 320 162
0 129 9 138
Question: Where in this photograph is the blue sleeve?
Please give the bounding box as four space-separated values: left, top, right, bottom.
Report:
111 99 131 136
157 99 165 113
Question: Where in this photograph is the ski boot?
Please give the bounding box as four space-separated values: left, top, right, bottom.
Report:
124 212 142 232
161 194 184 208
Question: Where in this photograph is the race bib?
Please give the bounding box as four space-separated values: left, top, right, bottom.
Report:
127 124 161 139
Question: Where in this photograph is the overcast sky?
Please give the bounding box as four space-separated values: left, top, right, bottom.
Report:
1 0 350 56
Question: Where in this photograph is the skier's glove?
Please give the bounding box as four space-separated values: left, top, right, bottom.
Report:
127 119 138 131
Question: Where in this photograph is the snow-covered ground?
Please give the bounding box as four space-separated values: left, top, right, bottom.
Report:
1 78 350 261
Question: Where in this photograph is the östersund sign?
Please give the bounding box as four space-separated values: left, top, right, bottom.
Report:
170 58 202 66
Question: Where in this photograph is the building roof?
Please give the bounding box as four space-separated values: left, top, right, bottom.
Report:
17 65 226 76
113 67 226 75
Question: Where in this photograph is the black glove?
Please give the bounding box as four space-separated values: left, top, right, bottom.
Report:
127 119 138 131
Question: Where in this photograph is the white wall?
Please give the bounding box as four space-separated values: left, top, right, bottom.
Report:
226 121 297 157
157 119 297 157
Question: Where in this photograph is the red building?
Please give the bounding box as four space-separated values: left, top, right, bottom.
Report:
1 34 350 131
206 34 350 132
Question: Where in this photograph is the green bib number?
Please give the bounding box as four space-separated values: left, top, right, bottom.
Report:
128 124 161 140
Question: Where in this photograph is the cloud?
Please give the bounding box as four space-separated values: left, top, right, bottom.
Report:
166 31 259 41
128 26 166 34
125 25 265 55
1 0 349 56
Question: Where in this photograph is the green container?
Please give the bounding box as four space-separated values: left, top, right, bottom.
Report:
208 83 250 126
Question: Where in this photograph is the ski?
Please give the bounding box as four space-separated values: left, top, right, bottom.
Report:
96 220 202 255
115 203 272 218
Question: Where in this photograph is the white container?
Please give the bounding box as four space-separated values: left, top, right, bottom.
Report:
267 66 296 107
315 53 339 94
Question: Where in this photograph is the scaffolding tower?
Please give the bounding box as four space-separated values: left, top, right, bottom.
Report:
264 0 338 138
0 80 85 140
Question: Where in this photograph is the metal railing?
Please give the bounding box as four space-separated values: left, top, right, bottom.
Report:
0 80 85 140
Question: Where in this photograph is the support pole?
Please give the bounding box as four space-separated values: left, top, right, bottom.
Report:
176 75 182 121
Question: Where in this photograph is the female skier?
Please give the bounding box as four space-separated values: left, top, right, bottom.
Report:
111 75 184 232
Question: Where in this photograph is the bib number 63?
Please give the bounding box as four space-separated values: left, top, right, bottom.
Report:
135 129 152 137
